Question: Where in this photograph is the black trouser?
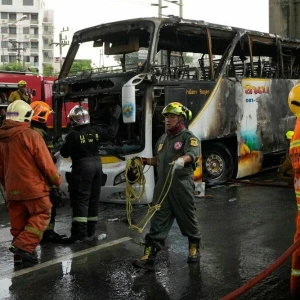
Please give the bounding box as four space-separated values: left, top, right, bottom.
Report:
43 189 59 233
69 156 102 239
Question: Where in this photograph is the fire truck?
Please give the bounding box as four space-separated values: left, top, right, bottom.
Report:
0 70 73 131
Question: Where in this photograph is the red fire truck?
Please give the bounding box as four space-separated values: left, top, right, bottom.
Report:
0 70 73 131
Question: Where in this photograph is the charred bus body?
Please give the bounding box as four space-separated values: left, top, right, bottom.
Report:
53 17 298 203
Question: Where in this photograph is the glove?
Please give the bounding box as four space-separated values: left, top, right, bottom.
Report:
170 157 185 173
132 156 147 165
111 104 121 119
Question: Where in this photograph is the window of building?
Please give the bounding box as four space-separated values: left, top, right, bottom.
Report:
31 14 38 20
24 55 30 62
9 55 17 63
1 27 8 34
31 41 38 48
33 56 38 63
33 27 38 34
23 0 33 5
0 55 8 63
23 27 29 34
2 0 12 5
1 41 8 48
9 27 17 34
8 40 17 50
1 12 8 19
9 13 16 21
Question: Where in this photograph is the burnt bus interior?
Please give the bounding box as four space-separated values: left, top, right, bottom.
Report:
53 18 300 164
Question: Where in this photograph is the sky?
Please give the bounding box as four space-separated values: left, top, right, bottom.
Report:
44 0 269 59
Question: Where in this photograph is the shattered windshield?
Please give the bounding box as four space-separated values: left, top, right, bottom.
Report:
65 21 154 77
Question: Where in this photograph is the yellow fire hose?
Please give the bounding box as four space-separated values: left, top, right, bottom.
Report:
125 157 174 233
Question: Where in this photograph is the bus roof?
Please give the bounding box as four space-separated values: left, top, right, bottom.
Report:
71 17 300 44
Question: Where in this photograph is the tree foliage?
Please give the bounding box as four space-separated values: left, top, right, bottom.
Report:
0 62 24 72
43 64 56 76
69 59 92 74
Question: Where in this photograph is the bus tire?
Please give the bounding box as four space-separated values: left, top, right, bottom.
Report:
203 144 234 186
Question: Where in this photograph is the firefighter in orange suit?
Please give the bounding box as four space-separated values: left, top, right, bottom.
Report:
0 100 62 265
288 84 300 296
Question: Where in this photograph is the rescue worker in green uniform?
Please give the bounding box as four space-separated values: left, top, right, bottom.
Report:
132 102 201 270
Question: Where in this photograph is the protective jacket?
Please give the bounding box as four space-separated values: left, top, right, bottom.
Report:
0 119 61 201
60 118 119 161
8 90 31 104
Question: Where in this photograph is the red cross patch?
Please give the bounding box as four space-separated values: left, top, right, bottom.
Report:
174 142 183 150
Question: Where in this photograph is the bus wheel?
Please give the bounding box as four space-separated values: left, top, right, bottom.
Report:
203 144 233 185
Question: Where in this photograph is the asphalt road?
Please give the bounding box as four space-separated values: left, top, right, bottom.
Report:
0 170 297 300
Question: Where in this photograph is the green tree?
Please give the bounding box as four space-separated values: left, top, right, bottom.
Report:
69 59 92 74
0 62 24 71
43 64 55 76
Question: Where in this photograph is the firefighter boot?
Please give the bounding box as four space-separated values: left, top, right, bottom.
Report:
13 254 22 265
132 244 158 271
87 221 97 241
9 245 38 264
41 229 68 243
187 242 200 263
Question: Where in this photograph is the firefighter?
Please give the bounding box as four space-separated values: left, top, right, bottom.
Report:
30 100 67 243
132 102 201 271
60 104 121 243
277 130 294 185
0 100 61 264
8 80 32 104
288 83 300 296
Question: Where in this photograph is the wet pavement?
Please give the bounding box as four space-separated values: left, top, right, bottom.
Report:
0 170 297 300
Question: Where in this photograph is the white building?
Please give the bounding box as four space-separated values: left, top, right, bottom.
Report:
0 0 54 75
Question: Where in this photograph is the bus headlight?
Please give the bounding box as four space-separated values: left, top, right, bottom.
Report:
114 172 126 185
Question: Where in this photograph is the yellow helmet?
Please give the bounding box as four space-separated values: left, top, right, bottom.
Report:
30 101 54 123
288 84 300 117
6 100 33 122
286 130 294 140
162 102 192 120
18 80 27 87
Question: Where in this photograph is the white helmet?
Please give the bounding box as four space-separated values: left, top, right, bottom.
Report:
68 105 90 126
6 100 33 122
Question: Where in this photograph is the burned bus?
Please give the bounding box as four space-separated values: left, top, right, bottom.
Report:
53 17 298 203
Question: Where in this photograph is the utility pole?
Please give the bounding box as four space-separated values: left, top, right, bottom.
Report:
151 0 183 65
50 27 70 71
1 15 27 68
8 40 28 69
164 0 183 17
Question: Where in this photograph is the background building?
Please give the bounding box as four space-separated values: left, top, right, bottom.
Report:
0 0 54 75
269 0 300 38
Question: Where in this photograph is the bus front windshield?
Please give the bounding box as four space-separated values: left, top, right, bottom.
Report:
64 21 154 77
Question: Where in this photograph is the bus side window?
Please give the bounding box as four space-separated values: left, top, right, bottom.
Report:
246 59 263 78
228 56 247 77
